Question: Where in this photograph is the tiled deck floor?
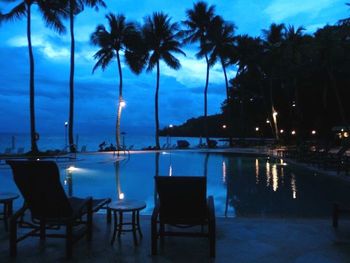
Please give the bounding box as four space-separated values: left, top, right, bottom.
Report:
1 215 350 262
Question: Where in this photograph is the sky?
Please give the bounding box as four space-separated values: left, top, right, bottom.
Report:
0 0 348 138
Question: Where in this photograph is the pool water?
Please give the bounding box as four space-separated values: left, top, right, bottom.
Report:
1 151 349 217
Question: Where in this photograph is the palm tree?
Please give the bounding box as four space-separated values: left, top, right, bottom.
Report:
262 23 286 140
182 1 215 145
65 0 106 153
1 0 67 154
142 12 185 149
91 13 144 150
207 16 236 100
206 15 236 145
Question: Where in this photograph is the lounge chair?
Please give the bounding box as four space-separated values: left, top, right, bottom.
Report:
6 160 111 258
151 176 216 257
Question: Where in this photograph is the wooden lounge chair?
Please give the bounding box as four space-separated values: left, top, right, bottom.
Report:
151 176 216 258
6 160 111 259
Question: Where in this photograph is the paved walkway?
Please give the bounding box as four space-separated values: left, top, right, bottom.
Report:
1 215 350 262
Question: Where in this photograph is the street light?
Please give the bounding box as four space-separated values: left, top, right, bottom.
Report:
120 100 126 108
291 130 296 135
280 129 284 134
222 124 227 129
266 119 270 124
311 130 316 135
255 127 260 132
64 121 68 149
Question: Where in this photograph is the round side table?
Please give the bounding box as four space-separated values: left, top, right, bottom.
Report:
0 192 19 231
108 199 146 245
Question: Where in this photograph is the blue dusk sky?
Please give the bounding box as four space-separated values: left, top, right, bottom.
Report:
0 0 348 137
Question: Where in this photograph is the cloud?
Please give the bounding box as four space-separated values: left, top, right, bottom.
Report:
264 0 339 22
160 49 237 89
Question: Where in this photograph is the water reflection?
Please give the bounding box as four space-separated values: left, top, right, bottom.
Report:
255 159 259 184
291 172 297 199
266 161 271 187
272 164 278 192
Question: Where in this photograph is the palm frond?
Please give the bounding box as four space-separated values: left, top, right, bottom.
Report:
0 2 26 24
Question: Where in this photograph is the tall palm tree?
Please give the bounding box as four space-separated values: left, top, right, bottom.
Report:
65 0 106 153
182 1 215 145
142 12 185 149
91 13 144 150
262 23 286 140
207 16 236 100
1 0 67 154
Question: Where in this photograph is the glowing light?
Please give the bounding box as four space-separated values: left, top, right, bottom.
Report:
64 180 67 185
341 128 344 132
64 121 68 126
266 161 271 187
169 165 172 176
120 100 126 108
255 159 259 184
291 173 297 199
272 164 278 192
266 119 270 124
344 132 349 138
291 130 296 135
169 124 173 128
292 102 296 107
119 193 125 200
222 124 227 129
36 158 40 161
311 130 316 135
280 129 284 134
255 127 260 132
222 161 226 183
273 111 278 117
67 166 77 172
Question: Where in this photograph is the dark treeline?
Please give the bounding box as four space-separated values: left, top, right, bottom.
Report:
222 21 350 141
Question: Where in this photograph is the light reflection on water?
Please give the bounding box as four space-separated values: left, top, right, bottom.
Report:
1 151 349 217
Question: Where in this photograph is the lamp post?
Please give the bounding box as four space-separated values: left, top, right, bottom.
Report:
64 121 68 149
168 124 173 147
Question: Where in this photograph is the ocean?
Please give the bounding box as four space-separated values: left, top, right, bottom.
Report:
0 133 226 153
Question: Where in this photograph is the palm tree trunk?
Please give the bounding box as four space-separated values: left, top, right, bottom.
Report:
221 58 233 146
27 3 38 154
155 61 160 149
204 54 210 145
327 67 349 130
68 0 75 153
116 51 123 150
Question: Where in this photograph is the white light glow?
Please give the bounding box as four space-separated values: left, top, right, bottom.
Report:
119 193 125 200
120 100 126 108
280 129 284 134
291 130 296 135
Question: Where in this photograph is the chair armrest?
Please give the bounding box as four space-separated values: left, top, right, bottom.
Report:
77 197 93 217
207 196 215 221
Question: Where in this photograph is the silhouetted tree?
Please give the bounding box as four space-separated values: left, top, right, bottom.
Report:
91 13 144 149
142 12 185 149
65 0 106 153
181 1 215 145
1 0 67 154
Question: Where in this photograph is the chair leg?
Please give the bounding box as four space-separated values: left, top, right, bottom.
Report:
9 216 17 257
107 208 112 224
333 203 339 228
151 217 157 255
40 219 46 240
87 208 93 241
209 220 216 258
66 223 73 259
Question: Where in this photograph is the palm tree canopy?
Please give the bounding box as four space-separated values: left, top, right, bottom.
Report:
1 0 68 34
142 12 185 72
181 1 215 44
206 15 236 66
91 13 145 74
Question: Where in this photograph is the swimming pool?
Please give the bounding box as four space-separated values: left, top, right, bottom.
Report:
1 151 349 217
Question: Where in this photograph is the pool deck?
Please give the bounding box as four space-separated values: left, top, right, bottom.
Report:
1 214 350 262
